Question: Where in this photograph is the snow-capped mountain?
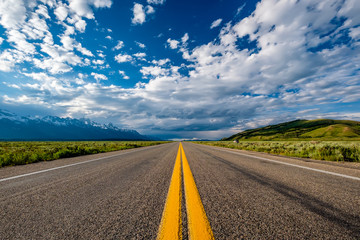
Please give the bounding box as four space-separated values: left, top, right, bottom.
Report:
0 109 150 141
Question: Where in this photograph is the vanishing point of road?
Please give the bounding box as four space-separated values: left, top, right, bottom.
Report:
1 142 359 239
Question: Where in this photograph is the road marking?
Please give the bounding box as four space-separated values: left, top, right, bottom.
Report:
157 143 214 239
181 143 215 240
157 145 182 240
203 145 360 181
0 144 163 183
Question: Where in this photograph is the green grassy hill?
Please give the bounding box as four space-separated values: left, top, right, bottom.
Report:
222 119 360 141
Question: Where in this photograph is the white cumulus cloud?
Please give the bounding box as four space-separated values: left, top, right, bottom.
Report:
114 40 124 50
7 30 36 54
133 52 146 58
147 0 165 5
92 59 104 65
36 5 50 19
132 3 146 25
167 38 179 49
54 5 68 21
91 72 108 82
210 18 222 29
114 53 132 63
135 41 146 48
181 33 189 43
145 5 155 14
152 58 170 66
0 0 26 29
119 70 130 79
68 0 112 19
76 43 93 56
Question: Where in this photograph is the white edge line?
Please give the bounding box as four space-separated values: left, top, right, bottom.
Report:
0 144 164 183
199 144 360 181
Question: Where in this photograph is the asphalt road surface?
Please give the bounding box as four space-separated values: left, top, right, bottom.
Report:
1 142 359 239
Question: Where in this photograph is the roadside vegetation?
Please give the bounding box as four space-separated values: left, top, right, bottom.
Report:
223 119 360 141
0 141 169 167
194 141 360 162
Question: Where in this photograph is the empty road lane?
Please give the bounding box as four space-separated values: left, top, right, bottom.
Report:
183 142 360 239
1 142 359 239
0 143 178 239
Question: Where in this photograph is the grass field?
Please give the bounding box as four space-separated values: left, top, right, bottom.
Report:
194 141 360 162
223 119 360 141
0 141 169 168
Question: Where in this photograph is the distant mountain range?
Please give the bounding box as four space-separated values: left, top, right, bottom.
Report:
223 119 360 141
0 109 151 141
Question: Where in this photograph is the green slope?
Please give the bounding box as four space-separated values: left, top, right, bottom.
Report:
222 119 360 141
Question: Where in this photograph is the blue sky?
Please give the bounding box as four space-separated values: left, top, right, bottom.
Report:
0 0 359 140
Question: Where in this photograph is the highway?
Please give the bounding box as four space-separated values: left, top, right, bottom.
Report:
0 142 359 239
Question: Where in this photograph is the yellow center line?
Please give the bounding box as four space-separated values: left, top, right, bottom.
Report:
157 143 214 240
181 143 215 240
156 145 182 240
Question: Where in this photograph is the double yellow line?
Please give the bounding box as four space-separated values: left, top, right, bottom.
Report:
157 143 214 240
